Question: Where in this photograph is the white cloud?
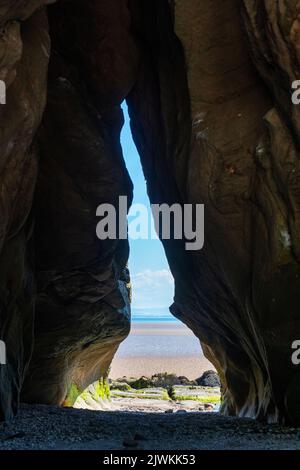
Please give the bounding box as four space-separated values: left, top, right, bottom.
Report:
130 269 174 309
132 269 173 288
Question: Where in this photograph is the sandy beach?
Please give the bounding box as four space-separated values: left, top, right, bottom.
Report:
110 355 213 380
110 322 214 380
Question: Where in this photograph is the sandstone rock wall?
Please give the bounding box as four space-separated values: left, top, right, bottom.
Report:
126 0 300 423
22 0 138 405
1 0 300 424
0 2 50 420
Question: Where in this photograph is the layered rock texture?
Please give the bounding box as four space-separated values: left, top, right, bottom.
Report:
1 0 300 424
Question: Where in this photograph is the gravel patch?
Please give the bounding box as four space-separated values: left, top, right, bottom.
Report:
0 404 300 450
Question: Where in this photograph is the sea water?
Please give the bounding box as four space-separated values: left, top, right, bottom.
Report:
116 308 202 358
132 307 179 323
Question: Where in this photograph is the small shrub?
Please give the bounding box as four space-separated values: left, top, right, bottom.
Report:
110 381 132 391
130 376 151 389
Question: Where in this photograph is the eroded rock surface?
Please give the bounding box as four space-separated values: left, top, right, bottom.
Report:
1 0 300 424
0 2 50 420
22 0 137 405
126 0 300 423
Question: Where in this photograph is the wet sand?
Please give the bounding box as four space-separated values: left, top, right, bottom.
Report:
110 322 214 380
110 355 214 380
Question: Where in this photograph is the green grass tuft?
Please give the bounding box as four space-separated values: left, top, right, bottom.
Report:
64 378 110 407
64 383 81 407
173 395 220 404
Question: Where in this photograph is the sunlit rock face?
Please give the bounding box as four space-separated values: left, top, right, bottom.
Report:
1 0 300 423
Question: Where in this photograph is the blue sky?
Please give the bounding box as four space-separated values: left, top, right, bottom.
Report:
121 103 174 310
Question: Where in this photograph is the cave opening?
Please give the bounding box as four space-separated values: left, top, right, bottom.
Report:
106 102 219 413
121 101 176 319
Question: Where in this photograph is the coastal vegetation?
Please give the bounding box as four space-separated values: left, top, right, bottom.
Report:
66 371 221 411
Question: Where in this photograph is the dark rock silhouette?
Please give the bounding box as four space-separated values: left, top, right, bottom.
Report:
196 371 220 388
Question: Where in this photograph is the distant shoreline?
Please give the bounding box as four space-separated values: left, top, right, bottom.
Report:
131 318 180 324
110 321 215 380
130 321 190 334
131 307 181 324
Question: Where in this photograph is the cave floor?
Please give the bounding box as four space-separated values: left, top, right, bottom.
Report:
0 404 300 450
75 396 217 413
